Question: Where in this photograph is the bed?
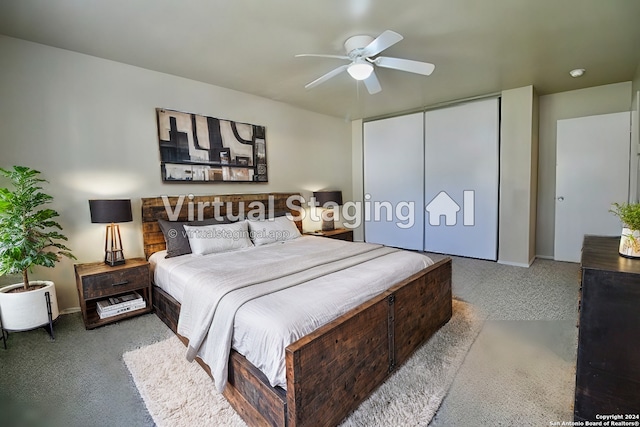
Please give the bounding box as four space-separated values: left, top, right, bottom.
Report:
142 192 452 427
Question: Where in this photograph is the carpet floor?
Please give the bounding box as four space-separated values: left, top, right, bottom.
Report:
1 255 580 426
124 300 483 427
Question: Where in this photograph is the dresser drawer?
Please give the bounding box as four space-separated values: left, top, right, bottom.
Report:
82 264 149 299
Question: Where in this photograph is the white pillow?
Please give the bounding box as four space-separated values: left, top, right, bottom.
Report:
183 221 253 255
247 216 301 246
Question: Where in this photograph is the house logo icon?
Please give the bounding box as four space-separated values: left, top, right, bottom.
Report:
425 190 475 226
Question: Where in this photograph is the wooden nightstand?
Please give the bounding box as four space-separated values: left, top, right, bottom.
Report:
74 258 152 329
305 228 354 242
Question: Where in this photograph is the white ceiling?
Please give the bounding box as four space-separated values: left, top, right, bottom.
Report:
1 0 639 120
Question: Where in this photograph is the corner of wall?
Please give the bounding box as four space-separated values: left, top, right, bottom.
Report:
631 62 640 202
498 85 537 267
530 87 540 262
632 89 640 202
351 119 364 241
632 61 640 95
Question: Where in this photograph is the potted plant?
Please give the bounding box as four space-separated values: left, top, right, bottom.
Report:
610 201 640 258
0 166 75 333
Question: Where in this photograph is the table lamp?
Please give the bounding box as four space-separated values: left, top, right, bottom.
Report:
313 191 343 231
89 199 133 266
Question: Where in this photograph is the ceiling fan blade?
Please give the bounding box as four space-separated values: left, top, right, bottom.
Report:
375 57 435 75
361 30 403 57
304 64 349 89
295 54 350 60
363 71 382 94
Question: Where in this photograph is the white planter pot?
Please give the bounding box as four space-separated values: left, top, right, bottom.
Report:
619 227 640 258
0 280 59 331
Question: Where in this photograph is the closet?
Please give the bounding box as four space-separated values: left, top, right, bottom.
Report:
363 112 425 251
363 98 499 260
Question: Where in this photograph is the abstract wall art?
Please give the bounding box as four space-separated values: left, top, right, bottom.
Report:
156 108 267 182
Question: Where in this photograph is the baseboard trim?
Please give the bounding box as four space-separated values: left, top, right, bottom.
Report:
60 307 81 315
497 257 535 268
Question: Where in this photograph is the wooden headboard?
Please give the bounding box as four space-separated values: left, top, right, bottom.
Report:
141 192 303 259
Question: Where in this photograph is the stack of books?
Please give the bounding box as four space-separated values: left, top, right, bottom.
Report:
96 292 146 319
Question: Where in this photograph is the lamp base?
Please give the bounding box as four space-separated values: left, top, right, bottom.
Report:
321 211 335 231
105 249 125 267
104 223 125 266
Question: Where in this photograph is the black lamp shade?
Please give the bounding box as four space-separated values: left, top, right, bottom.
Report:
89 199 132 224
313 191 343 207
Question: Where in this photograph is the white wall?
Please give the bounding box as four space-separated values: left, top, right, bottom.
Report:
632 63 640 201
499 86 538 266
633 62 640 97
536 82 632 258
0 36 351 311
351 119 365 241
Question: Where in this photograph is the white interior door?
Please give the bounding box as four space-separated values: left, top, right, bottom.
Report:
363 113 424 250
554 112 630 262
424 98 500 260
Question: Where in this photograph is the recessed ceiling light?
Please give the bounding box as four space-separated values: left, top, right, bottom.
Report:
569 68 585 78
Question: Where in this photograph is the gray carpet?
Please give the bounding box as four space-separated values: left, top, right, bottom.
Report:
0 255 580 427
428 254 580 426
0 311 171 427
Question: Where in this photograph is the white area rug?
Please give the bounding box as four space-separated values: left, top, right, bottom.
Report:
123 299 483 427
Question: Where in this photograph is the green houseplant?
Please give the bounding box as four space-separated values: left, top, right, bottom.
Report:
0 166 75 332
610 201 640 258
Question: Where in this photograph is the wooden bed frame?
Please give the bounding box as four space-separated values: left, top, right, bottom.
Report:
142 193 452 427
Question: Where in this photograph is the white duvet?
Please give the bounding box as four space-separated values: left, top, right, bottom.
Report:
149 236 433 391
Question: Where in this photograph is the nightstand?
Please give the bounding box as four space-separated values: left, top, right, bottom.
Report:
74 258 152 329
305 228 354 242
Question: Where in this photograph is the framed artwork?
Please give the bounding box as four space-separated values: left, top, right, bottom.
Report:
156 108 267 182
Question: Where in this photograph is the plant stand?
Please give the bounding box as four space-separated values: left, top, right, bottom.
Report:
44 291 55 340
0 290 55 349
0 315 7 350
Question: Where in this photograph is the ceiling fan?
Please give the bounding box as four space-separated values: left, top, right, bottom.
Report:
296 30 435 95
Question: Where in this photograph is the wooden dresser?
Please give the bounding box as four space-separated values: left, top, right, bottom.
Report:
575 235 640 421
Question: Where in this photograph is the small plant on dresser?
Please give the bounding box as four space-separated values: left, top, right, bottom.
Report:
610 201 640 258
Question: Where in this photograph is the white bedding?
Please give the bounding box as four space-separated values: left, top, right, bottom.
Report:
149 236 433 390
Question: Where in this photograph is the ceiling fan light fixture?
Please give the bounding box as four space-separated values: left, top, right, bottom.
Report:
347 61 373 80
297 30 434 94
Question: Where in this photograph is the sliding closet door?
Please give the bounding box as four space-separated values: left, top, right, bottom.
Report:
424 98 499 260
364 113 424 250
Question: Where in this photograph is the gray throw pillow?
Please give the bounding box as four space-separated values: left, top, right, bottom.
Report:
157 217 231 258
